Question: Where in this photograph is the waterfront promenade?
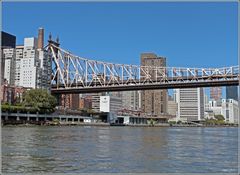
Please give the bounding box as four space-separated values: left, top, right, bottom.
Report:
1 112 237 127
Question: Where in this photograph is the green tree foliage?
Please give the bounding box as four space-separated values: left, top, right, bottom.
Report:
22 89 57 114
205 118 225 125
214 114 225 121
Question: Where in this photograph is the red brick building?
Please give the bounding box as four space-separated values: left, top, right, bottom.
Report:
1 83 26 104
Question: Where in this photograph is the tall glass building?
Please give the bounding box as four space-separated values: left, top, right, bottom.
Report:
226 86 238 101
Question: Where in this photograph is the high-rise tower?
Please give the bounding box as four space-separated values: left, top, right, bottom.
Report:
140 53 168 116
175 88 204 121
226 86 238 101
37 27 44 49
210 87 222 101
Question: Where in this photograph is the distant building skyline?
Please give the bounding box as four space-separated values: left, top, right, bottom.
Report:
2 28 51 90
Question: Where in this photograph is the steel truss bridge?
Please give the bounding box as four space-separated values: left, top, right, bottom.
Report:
46 41 239 94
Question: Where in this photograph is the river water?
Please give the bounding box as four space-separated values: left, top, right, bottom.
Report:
2 126 238 173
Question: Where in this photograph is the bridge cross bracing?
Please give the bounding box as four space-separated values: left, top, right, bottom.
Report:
45 42 239 94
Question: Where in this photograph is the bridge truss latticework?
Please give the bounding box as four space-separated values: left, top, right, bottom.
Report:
46 43 239 94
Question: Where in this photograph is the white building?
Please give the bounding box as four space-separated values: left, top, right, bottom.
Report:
19 37 39 88
205 100 222 119
1 28 52 90
204 93 210 110
15 46 24 86
100 95 122 113
175 88 204 122
17 28 51 90
2 28 50 90
222 99 239 124
3 48 15 85
204 99 238 124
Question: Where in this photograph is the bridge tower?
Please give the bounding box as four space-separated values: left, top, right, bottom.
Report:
48 34 71 109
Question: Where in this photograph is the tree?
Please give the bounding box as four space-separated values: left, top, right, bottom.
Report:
23 89 57 114
214 114 225 121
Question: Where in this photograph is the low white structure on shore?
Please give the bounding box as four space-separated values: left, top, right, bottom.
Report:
204 99 239 124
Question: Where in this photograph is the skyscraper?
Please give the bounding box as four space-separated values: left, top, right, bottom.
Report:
37 28 51 90
210 87 222 101
1 31 16 84
1 31 16 48
221 99 239 124
19 37 38 88
17 28 51 89
3 48 15 85
226 86 238 101
121 91 141 111
15 46 24 86
140 53 167 116
175 88 204 121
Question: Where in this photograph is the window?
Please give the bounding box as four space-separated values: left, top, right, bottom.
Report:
161 104 164 113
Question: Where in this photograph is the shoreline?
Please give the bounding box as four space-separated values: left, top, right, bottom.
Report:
2 122 238 128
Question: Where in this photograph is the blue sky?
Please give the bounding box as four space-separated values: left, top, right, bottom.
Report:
3 2 238 68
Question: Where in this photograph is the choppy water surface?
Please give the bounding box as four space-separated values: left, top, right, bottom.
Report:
2 126 238 173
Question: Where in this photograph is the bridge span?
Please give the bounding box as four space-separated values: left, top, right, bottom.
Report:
46 42 239 94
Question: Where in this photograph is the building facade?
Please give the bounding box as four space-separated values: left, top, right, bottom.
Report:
3 48 15 85
167 100 178 117
15 46 24 86
226 86 238 101
1 82 26 104
59 94 80 110
19 37 38 88
100 95 122 113
175 88 204 121
140 53 168 116
221 99 239 124
210 87 222 101
1 31 16 84
1 31 16 48
121 91 141 111
37 28 51 90
91 93 103 113
205 100 222 119
79 95 92 110
3 28 52 90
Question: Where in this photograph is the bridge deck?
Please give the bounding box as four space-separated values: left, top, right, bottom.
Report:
51 79 239 94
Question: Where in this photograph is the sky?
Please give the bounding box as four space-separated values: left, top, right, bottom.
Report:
3 2 238 68
2 2 239 97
